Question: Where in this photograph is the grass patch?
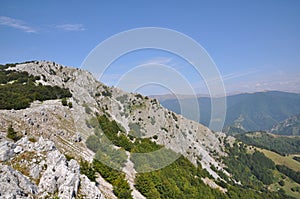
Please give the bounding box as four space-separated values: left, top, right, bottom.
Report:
258 148 300 172
28 137 37 142
235 132 300 155
269 170 300 199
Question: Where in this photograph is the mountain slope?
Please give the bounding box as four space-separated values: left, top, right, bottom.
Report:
269 114 300 135
0 61 298 199
235 131 300 155
0 61 226 198
158 91 300 132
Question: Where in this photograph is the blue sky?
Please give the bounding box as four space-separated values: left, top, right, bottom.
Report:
1 0 300 95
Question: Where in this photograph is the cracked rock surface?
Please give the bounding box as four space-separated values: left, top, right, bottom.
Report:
0 135 106 199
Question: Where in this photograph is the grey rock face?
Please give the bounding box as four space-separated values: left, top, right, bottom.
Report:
0 140 15 161
0 164 38 199
38 151 80 199
16 136 56 153
29 164 40 180
0 136 106 199
79 175 106 199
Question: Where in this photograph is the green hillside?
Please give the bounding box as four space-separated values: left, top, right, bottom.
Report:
235 131 300 156
84 114 296 199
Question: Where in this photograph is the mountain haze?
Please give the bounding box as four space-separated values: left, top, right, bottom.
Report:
158 91 300 132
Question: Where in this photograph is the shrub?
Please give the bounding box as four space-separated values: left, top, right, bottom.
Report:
171 112 178 121
80 159 96 182
28 137 37 142
86 135 100 152
278 180 285 186
291 187 300 192
293 156 300 163
65 154 74 161
68 102 73 108
101 90 112 97
61 98 68 106
135 93 143 99
7 125 22 141
0 68 72 110
83 104 92 114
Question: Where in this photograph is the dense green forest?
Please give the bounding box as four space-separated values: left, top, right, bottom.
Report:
134 153 291 199
235 132 300 155
223 142 275 187
135 156 225 199
276 165 300 184
0 63 72 110
84 114 294 199
133 140 293 199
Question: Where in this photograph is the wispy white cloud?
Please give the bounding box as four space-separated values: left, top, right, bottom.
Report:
140 57 172 65
0 17 85 33
221 69 261 81
138 57 187 70
192 69 261 88
0 16 37 33
55 23 85 31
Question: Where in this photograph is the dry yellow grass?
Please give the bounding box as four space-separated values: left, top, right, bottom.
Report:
269 170 300 199
257 148 300 172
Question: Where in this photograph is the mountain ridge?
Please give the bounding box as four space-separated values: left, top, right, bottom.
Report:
269 114 300 135
157 91 300 132
0 60 298 199
0 61 227 198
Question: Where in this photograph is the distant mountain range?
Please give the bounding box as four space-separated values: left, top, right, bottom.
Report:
269 114 300 135
155 91 300 132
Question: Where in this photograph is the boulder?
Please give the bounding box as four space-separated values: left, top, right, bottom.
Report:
14 145 23 154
